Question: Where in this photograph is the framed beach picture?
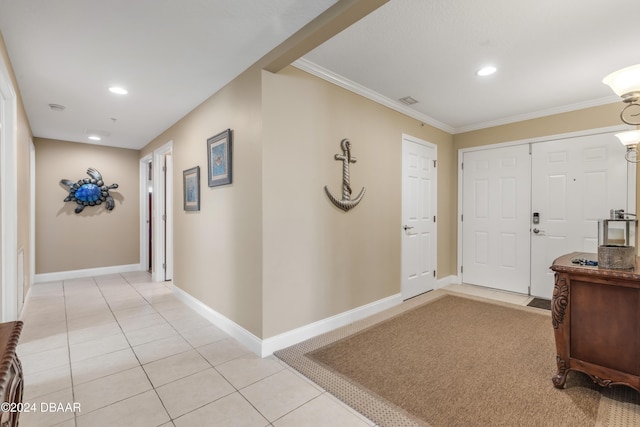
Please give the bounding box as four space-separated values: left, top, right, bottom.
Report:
207 129 232 187
183 166 200 211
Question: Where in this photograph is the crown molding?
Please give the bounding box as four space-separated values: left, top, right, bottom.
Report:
292 58 456 134
292 58 622 135
454 95 621 134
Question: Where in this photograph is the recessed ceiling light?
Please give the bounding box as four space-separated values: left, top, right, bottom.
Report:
476 66 497 77
109 86 128 95
88 136 101 141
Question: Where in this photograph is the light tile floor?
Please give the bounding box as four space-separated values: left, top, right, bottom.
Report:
17 273 535 427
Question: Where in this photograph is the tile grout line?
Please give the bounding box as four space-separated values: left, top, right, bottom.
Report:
119 275 279 424
93 273 175 425
100 274 254 425
62 278 79 427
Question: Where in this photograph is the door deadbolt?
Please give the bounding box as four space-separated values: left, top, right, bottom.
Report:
533 212 540 224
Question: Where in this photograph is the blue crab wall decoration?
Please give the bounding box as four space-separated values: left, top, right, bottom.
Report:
60 168 119 214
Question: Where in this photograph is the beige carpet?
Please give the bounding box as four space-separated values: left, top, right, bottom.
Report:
275 290 640 427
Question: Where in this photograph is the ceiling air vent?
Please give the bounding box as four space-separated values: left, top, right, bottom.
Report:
48 103 66 112
399 96 418 105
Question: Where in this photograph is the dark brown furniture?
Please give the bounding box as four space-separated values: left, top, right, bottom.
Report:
550 252 639 392
0 321 23 427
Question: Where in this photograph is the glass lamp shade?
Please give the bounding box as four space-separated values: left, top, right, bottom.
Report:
603 64 640 100
615 130 640 146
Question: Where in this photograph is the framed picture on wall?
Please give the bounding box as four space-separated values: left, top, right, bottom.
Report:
183 166 200 211
207 129 232 187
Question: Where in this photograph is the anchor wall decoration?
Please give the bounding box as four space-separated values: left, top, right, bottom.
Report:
324 139 366 212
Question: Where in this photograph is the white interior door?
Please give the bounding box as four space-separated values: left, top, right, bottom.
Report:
462 145 531 294
401 135 437 299
152 141 173 282
165 154 173 281
530 133 633 298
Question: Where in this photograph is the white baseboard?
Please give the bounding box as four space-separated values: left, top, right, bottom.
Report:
171 282 403 358
436 274 460 288
261 293 402 357
170 283 263 356
34 263 143 283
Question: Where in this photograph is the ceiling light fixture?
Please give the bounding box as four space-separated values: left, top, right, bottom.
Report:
109 86 128 95
614 129 640 162
603 64 640 162
476 66 497 77
88 136 101 141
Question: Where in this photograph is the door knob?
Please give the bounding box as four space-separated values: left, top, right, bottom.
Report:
533 228 541 234
403 225 414 231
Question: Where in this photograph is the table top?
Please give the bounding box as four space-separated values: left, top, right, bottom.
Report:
551 252 640 280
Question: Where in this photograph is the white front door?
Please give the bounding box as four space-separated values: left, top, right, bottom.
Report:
530 133 633 298
401 135 437 299
461 145 531 294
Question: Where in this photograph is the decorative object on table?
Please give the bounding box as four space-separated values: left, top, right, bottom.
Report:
60 167 119 214
324 138 366 212
183 166 200 211
207 129 232 187
597 209 638 269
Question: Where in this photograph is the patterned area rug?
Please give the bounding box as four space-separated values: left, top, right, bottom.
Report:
275 290 640 426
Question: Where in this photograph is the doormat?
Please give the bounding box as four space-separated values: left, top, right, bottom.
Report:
527 297 551 310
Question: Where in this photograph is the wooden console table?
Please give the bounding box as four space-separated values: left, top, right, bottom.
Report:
0 321 23 427
550 252 639 392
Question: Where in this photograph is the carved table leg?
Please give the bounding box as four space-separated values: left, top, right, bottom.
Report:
551 274 570 388
552 355 569 388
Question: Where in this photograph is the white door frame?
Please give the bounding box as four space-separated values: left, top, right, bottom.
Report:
30 140 35 293
457 124 635 285
0 53 18 321
139 153 152 273
151 141 173 282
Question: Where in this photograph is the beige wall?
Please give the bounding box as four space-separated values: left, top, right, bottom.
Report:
34 138 140 274
139 64 456 340
261 66 454 338
0 31 33 301
141 66 264 337
453 103 623 149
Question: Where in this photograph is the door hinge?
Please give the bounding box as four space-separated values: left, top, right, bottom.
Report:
461 265 464 273
162 263 166 270
461 162 464 170
162 214 166 221
433 270 436 278
433 160 437 168
433 215 436 222
461 214 463 222
162 165 166 172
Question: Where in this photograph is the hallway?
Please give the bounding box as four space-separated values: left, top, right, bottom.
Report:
18 272 373 427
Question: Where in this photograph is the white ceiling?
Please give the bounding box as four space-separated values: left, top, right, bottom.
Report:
303 0 640 133
0 0 337 149
1 0 639 149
